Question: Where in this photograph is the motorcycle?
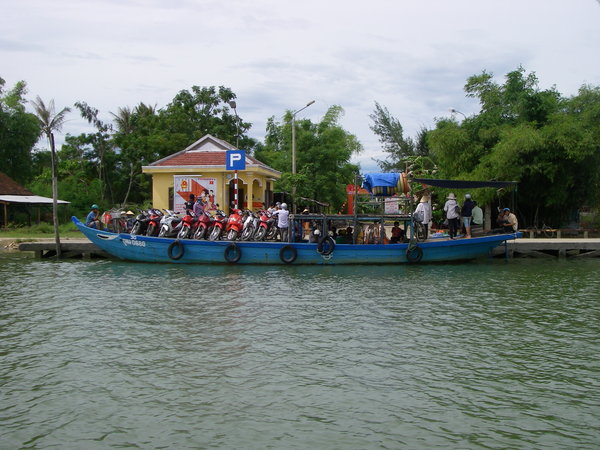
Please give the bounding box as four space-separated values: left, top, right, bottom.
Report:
145 209 163 236
130 210 150 235
208 209 228 241
225 209 244 241
253 210 273 241
177 212 197 239
158 210 183 238
265 211 279 240
193 210 214 240
241 210 259 241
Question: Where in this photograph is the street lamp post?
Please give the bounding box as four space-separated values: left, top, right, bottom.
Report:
449 108 467 120
228 100 239 148
291 100 315 213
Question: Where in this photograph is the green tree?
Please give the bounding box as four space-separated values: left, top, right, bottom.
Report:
106 86 252 207
427 67 600 227
160 85 256 155
255 105 362 211
30 96 70 257
0 78 40 183
369 101 430 172
75 101 117 204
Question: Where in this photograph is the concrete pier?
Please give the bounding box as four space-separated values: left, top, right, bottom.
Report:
17 240 111 259
492 238 600 259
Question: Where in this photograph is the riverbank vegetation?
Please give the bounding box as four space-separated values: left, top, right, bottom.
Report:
0 222 80 238
1 67 599 227
370 67 600 227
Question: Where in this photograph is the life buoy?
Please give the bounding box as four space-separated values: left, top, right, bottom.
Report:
406 246 423 263
279 245 297 264
168 240 185 260
224 243 242 263
317 236 335 255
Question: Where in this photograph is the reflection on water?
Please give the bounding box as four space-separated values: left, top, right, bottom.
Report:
1 254 599 448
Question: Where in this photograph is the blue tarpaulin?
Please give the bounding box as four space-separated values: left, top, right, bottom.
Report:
362 173 400 196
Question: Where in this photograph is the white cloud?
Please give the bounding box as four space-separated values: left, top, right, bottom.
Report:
2 0 599 173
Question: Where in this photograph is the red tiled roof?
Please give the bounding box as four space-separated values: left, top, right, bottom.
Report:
154 151 264 167
0 172 33 195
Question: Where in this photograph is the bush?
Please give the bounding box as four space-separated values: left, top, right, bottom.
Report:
28 222 54 234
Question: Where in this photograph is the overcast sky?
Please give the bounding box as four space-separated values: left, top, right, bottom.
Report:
2 0 599 171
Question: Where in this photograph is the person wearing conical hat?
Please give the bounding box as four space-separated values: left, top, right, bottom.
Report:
414 194 433 239
443 193 460 239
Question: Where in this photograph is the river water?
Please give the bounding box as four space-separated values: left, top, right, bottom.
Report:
0 253 598 449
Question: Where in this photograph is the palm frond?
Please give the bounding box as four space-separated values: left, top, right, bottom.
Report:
31 96 70 135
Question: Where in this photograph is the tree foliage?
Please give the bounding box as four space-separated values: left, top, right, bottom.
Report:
23 85 254 215
0 78 40 183
426 67 600 226
369 101 431 172
255 105 362 211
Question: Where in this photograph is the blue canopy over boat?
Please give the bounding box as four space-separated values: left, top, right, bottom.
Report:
362 173 400 196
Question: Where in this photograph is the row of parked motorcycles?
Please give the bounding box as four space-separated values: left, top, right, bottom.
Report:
129 208 281 241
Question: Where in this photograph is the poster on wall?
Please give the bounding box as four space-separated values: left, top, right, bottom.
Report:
173 175 218 214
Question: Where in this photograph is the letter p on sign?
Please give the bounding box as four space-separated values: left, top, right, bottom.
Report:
226 150 246 170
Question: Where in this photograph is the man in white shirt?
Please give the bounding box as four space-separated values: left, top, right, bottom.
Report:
272 203 290 241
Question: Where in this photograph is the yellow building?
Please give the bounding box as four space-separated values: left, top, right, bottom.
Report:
142 134 281 213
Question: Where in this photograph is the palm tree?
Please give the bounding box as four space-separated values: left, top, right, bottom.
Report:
110 106 133 134
31 97 70 258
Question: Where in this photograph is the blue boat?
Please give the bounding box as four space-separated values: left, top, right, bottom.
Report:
72 216 520 265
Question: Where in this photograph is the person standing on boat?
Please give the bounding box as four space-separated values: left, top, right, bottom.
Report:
414 194 433 239
193 196 205 216
86 204 102 229
272 202 289 241
443 193 460 239
471 201 484 234
184 194 195 215
268 202 280 214
461 193 475 238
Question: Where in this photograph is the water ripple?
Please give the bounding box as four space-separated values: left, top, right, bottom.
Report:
0 255 599 448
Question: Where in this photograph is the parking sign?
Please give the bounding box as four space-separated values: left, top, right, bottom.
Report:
226 150 246 170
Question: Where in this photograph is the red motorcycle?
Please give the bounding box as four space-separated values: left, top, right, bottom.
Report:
208 210 228 241
253 210 272 241
193 210 213 240
225 209 244 241
145 209 163 236
177 212 197 239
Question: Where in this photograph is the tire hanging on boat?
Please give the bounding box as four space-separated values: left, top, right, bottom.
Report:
279 245 297 264
317 236 335 256
224 243 242 263
406 245 423 263
168 240 185 260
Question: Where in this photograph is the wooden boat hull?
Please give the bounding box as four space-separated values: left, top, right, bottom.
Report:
72 216 519 265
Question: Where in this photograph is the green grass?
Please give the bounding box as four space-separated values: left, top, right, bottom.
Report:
0 222 82 238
